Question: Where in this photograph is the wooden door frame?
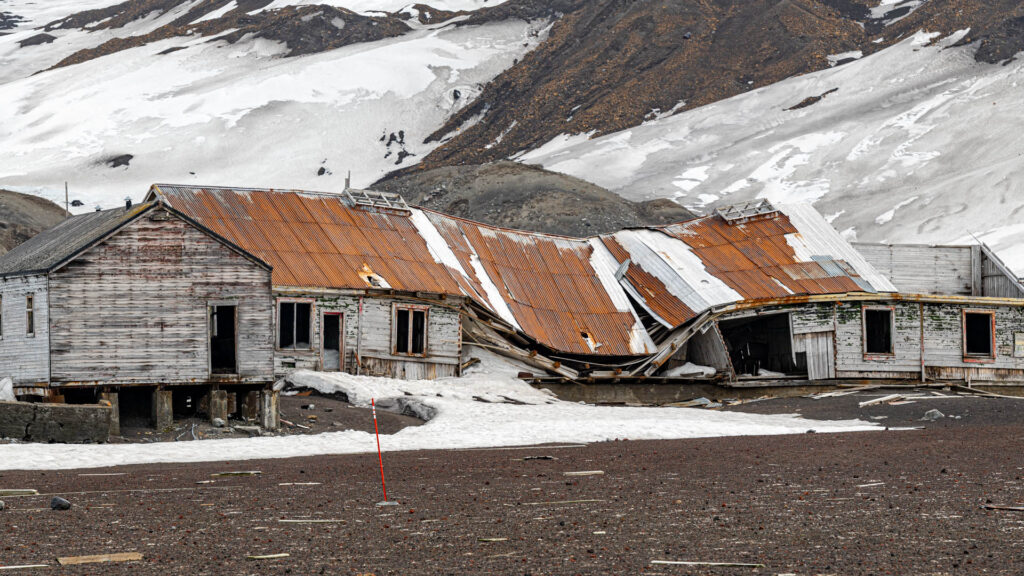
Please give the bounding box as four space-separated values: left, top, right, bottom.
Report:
320 311 345 372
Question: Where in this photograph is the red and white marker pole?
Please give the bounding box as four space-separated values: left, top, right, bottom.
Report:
372 398 390 503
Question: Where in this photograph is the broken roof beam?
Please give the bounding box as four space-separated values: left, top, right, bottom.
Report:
462 316 579 380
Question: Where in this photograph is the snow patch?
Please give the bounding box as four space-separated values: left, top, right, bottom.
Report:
0 347 879 471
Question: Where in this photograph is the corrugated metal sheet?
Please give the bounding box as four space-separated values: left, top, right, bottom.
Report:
604 202 894 328
148 185 887 357
150 184 654 357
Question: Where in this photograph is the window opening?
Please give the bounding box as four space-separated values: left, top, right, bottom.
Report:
394 306 427 356
964 311 994 357
25 293 34 336
278 301 312 349
864 308 893 355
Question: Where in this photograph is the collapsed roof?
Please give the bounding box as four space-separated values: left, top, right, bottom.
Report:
147 185 895 359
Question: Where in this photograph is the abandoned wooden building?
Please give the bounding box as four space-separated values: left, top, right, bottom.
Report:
0 200 279 431
3 184 1024 434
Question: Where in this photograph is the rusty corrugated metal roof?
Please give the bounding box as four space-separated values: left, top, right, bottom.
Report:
149 184 654 357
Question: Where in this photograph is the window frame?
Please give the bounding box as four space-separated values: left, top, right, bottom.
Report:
962 309 996 362
25 293 34 337
861 305 895 359
276 298 315 351
392 303 429 358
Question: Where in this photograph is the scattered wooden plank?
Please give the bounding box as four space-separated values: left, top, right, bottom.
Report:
211 471 261 477
563 471 604 477
0 565 50 571
56 553 143 566
278 519 345 524
0 490 37 497
981 504 1024 512
246 553 290 560
858 394 904 407
521 499 604 506
477 537 508 543
651 560 765 568
278 482 321 486
812 385 880 399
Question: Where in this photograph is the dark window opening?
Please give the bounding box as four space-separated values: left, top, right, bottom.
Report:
210 305 237 374
278 301 311 349
394 307 427 356
322 313 342 371
25 293 34 336
719 313 798 376
965 312 994 357
864 308 893 355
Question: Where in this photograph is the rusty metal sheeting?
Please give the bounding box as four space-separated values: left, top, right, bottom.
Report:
150 184 653 357
424 212 653 356
150 185 464 295
606 204 892 327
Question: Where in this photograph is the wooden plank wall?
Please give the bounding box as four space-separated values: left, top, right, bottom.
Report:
272 292 463 380
790 301 1024 381
853 243 972 295
981 252 1024 298
48 211 274 386
0 274 50 385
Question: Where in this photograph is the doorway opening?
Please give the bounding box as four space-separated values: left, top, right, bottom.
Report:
322 313 343 371
719 313 798 376
210 305 237 374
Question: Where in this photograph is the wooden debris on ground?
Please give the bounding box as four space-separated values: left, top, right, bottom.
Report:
246 553 290 560
563 470 604 477
56 553 143 566
477 537 508 542
650 560 764 568
981 504 1024 511
0 564 51 571
0 490 37 497
211 471 261 477
858 394 904 407
520 499 604 506
278 519 345 524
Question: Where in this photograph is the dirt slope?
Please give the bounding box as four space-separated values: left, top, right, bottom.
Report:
373 161 694 236
0 189 69 255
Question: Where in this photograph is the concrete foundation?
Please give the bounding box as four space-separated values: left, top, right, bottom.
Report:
0 401 111 443
100 392 120 436
152 389 173 430
260 390 279 430
209 390 228 424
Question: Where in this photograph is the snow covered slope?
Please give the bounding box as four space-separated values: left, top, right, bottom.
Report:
0 0 535 208
521 32 1024 274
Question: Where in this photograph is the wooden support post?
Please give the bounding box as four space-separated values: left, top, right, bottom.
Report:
209 389 228 424
260 389 280 430
152 389 172 431
99 391 120 437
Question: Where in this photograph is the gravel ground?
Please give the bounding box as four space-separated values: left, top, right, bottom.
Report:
2 393 1024 575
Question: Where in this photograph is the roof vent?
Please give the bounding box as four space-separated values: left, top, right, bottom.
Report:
342 188 410 214
714 199 779 225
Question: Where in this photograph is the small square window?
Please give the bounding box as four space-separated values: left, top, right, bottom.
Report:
863 307 894 356
963 311 995 359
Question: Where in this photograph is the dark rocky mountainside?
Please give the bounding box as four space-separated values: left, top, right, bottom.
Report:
409 0 1024 171
47 0 411 69
0 190 69 255
373 161 693 236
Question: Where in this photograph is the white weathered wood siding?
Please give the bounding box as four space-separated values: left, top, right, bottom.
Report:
0 274 50 385
272 291 462 380
798 331 835 380
687 323 732 374
790 301 1024 382
48 211 274 386
853 244 973 295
